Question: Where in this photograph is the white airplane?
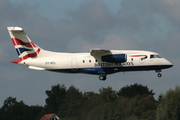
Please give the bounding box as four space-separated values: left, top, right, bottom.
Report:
7 27 173 80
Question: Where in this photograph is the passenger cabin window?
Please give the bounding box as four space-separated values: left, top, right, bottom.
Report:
89 60 91 63
83 60 85 63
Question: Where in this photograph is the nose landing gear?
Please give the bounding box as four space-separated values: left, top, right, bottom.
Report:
156 70 162 78
157 73 162 78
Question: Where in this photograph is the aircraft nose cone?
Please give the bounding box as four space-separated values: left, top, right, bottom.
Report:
168 64 173 68
166 60 173 68
169 63 173 68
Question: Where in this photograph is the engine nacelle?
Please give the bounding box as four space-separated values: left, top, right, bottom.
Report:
101 54 127 63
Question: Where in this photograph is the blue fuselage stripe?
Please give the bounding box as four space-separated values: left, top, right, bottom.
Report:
48 65 172 75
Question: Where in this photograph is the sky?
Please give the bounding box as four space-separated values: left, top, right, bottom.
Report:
0 0 179 107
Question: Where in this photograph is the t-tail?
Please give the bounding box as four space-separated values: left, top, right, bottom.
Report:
7 27 41 64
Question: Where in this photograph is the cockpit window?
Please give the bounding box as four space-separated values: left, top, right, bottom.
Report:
150 54 162 59
155 55 162 58
150 55 156 59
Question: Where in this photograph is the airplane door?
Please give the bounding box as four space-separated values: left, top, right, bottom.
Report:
71 59 78 71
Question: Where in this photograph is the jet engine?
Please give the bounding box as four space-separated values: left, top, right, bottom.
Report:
101 54 127 63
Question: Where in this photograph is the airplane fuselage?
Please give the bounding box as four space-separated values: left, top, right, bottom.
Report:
8 27 173 80
17 50 172 78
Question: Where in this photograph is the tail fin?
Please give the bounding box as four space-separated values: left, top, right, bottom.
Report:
7 27 41 63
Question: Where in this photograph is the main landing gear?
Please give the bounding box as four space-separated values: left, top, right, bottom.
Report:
99 74 107 81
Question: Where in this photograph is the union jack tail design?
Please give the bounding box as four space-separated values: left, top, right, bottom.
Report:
7 27 41 63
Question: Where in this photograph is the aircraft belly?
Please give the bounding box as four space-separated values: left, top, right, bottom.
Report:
48 65 170 75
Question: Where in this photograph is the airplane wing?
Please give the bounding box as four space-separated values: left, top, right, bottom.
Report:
90 49 111 56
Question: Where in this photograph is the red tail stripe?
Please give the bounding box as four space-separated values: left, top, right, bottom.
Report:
22 55 29 59
20 48 41 60
130 55 147 57
37 48 40 53
29 52 37 57
11 38 16 46
13 38 33 48
31 42 36 47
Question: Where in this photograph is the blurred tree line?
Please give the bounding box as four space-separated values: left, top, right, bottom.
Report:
0 83 180 120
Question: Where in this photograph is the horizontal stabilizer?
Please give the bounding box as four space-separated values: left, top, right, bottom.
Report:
29 66 45 70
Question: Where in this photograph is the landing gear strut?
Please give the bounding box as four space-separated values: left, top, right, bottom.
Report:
99 74 107 81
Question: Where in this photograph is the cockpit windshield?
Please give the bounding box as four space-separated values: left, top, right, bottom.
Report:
156 55 162 58
150 54 163 59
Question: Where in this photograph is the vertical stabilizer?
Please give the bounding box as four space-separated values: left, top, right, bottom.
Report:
7 27 41 63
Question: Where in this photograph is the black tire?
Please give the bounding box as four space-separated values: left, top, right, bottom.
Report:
99 75 104 80
157 73 162 78
103 76 106 81
99 75 107 81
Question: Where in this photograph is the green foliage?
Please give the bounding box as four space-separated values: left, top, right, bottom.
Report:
45 84 84 119
157 86 180 120
86 102 123 120
2 83 174 120
118 83 155 98
86 94 157 120
45 84 66 115
0 97 43 120
99 86 117 102
64 85 83 118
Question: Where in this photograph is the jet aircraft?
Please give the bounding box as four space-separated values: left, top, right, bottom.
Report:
7 27 173 80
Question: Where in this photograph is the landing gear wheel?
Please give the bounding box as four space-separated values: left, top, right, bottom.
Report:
103 76 106 80
99 75 104 80
157 73 162 78
99 75 106 81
